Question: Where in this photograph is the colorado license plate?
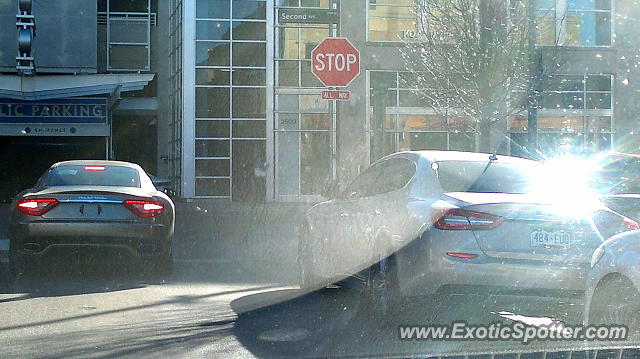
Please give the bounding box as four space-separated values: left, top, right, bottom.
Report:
530 229 572 248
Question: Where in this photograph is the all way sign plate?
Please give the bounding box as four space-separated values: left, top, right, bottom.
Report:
322 90 350 101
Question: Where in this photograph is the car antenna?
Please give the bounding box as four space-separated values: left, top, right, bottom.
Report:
481 152 499 175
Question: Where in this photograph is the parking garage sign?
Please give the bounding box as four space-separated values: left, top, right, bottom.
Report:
311 38 360 87
0 98 108 124
0 98 109 136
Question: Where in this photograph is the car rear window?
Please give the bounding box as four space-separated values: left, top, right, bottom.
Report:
436 160 538 194
45 165 141 188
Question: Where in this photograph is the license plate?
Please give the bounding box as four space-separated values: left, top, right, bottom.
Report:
530 229 572 248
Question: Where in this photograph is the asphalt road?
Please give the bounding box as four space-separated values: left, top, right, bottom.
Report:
0 204 635 358
2 255 627 359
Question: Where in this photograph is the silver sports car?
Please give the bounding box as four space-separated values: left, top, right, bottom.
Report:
9 160 175 277
300 151 638 307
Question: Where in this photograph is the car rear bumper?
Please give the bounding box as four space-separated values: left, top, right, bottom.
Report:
396 231 589 297
11 220 171 259
15 220 167 238
399 259 588 297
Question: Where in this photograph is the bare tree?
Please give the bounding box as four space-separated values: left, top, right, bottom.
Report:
400 0 537 152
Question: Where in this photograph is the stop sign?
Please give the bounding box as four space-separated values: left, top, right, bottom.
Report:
311 37 360 87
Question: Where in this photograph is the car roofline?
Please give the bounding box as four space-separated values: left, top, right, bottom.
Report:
379 150 536 164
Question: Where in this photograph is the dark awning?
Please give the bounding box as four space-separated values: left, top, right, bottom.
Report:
0 74 154 100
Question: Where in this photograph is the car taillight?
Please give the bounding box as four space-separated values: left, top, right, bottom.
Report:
433 208 502 230
124 199 164 217
17 198 58 216
594 209 640 232
622 217 640 230
84 165 105 171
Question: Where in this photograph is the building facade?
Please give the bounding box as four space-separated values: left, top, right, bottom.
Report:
1 0 639 202
167 0 640 201
0 0 159 200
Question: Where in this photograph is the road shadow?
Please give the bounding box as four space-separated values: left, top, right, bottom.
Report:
231 286 367 358
0 252 159 299
229 286 590 358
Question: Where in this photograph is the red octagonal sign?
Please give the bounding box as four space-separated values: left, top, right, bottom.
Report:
311 37 360 87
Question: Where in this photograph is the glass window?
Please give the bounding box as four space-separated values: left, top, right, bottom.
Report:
46 165 141 188
536 0 612 46
279 28 299 59
536 11 556 45
300 0 331 6
538 74 612 110
232 43 266 66
368 3 417 42
196 42 230 66
449 132 476 152
398 114 447 131
195 178 230 196
196 88 230 118
232 69 266 86
196 69 231 86
436 161 541 194
299 28 326 59
399 132 448 151
196 120 230 138
586 75 611 91
195 140 230 157
233 121 266 138
399 90 436 107
276 95 300 112
300 61 323 87
344 158 415 198
196 20 231 40
232 0 266 20
278 61 299 86
232 21 266 41
233 88 266 118
585 116 611 132
300 94 328 112
196 159 230 176
586 93 611 109
278 113 299 130
371 71 397 89
196 0 230 19
538 116 583 132
301 114 330 130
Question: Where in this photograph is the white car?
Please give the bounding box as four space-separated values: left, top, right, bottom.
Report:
584 230 640 328
300 151 638 313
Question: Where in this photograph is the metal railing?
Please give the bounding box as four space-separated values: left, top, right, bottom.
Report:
98 6 154 72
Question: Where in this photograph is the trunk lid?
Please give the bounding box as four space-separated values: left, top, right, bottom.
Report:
29 186 154 221
443 192 605 264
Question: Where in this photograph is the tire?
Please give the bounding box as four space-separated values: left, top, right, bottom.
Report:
8 238 32 281
144 250 173 278
359 256 401 326
588 275 640 334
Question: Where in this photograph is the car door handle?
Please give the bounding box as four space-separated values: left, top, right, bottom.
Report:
372 209 381 216
339 212 350 217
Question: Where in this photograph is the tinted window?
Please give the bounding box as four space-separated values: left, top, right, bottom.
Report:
436 161 538 194
345 158 415 198
45 165 141 188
